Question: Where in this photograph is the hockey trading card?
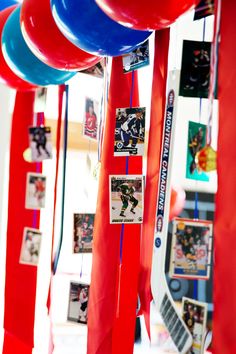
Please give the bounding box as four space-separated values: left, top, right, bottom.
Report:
114 107 146 156
67 282 90 324
80 59 105 78
170 218 213 279
25 173 46 210
182 297 207 354
34 87 47 113
179 40 211 98
122 40 150 73
29 126 53 162
73 213 95 253
19 227 42 266
186 121 209 181
83 97 99 140
109 175 144 224
194 0 214 21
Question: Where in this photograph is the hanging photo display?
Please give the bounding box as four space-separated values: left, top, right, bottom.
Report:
34 87 47 113
25 172 46 210
83 97 99 140
182 297 208 354
80 59 105 78
19 227 42 266
194 0 214 21
67 282 90 324
122 40 150 73
170 218 213 279
186 121 209 181
29 126 53 162
73 213 95 253
109 175 144 224
114 107 146 156
179 40 211 98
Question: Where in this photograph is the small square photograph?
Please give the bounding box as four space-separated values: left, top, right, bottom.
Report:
114 107 146 156
182 297 208 354
179 40 211 98
194 0 214 21
25 173 46 209
109 175 144 224
80 59 105 78
186 121 209 182
170 218 213 279
67 282 90 324
122 40 149 73
83 97 99 140
19 227 42 266
29 126 53 162
73 213 95 253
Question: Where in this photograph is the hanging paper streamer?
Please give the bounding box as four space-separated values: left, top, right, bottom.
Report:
87 57 141 354
214 0 236 353
137 29 170 337
3 91 39 354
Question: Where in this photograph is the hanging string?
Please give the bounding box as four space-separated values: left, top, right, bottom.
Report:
207 0 221 145
53 85 69 274
116 70 135 317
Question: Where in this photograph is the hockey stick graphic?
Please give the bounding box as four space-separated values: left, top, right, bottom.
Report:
151 72 193 354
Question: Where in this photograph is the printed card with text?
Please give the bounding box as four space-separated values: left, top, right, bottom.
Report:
19 227 42 266
67 282 90 324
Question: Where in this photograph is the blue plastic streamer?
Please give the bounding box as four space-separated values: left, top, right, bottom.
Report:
53 85 69 274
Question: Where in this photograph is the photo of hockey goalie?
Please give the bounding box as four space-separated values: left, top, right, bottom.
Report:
122 40 149 73
170 218 213 280
109 175 144 224
67 282 90 324
114 107 146 156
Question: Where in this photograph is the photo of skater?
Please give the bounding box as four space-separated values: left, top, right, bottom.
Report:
122 40 150 73
170 218 213 279
109 175 144 224
194 0 214 20
25 173 46 210
73 213 95 253
114 107 146 156
182 297 207 354
29 126 53 162
68 282 90 324
19 227 42 266
83 97 99 140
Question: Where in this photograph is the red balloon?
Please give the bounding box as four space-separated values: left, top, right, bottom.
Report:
169 186 186 221
20 0 101 71
95 0 200 31
0 6 36 91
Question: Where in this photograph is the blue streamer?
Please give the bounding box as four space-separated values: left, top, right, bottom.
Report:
53 85 69 274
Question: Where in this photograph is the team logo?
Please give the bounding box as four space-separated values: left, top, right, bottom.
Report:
155 237 161 248
167 89 175 107
116 142 124 149
156 215 163 232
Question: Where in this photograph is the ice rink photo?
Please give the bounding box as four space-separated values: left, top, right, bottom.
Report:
109 175 144 224
25 173 46 210
68 282 90 324
29 126 53 162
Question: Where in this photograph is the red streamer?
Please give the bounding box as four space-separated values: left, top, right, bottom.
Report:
87 57 141 354
138 29 170 337
214 0 236 353
3 90 38 354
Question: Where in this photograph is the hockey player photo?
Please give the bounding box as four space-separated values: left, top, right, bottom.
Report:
68 282 90 324
109 175 144 224
186 121 209 182
170 218 213 280
81 59 105 78
122 40 150 73
25 172 46 210
83 97 99 141
179 40 211 98
29 126 53 162
114 107 146 156
73 213 95 253
19 227 42 266
182 297 207 354
194 0 214 21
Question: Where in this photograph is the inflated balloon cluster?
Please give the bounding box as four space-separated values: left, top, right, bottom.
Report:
0 0 198 90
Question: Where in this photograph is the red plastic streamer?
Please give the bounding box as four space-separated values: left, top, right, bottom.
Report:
87 57 141 354
3 90 38 354
214 0 236 353
138 29 170 337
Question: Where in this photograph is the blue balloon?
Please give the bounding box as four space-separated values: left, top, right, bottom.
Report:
51 0 151 57
2 6 76 86
0 0 20 12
